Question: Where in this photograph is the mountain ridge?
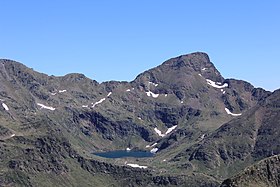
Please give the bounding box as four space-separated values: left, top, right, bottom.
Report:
0 52 278 186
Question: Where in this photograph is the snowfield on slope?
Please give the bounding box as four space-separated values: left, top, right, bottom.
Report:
2 103 9 111
225 108 242 116
92 98 106 108
154 125 178 137
126 163 148 169
206 79 228 89
37 103 56 111
146 91 159 98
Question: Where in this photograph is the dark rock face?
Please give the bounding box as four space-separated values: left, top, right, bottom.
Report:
8 136 70 174
221 155 280 187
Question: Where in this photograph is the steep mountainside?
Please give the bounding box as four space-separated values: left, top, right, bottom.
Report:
0 52 278 186
172 89 279 181
221 154 280 187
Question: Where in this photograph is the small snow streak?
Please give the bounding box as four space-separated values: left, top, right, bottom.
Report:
126 89 131 92
126 164 148 169
165 125 178 135
107 92 112 97
92 98 106 108
59 90 67 93
150 148 158 154
151 143 157 147
154 128 165 137
225 108 242 116
37 103 56 111
148 82 158 87
146 143 157 148
146 91 159 98
206 79 228 89
154 125 178 137
2 103 9 111
221 89 226 94
200 134 205 140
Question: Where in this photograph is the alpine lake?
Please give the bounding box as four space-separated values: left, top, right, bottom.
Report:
93 150 154 158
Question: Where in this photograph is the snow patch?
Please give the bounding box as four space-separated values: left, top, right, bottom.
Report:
92 98 106 108
107 92 112 97
2 103 9 111
180 101 184 104
198 74 202 77
154 125 178 137
51 92 57 96
126 148 131 151
225 108 242 116
148 82 158 87
82 105 88 108
165 125 178 135
202 68 207 71
165 94 168 97
151 143 158 147
146 143 157 148
200 134 205 140
154 128 165 137
59 90 67 93
126 89 131 92
10 134 15 138
146 91 159 98
37 103 56 111
206 79 228 89
150 148 158 154
126 164 148 169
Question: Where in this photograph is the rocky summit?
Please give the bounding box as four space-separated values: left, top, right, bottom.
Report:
0 52 279 187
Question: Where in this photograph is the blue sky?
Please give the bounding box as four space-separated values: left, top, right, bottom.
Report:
0 1 279 91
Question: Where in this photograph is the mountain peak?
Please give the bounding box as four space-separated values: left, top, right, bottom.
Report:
163 52 210 68
133 52 223 89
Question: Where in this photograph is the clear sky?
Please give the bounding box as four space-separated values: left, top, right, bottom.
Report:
0 1 279 91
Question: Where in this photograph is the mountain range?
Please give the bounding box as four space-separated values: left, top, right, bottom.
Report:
0 52 279 187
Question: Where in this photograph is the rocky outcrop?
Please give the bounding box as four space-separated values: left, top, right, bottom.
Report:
221 154 280 187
